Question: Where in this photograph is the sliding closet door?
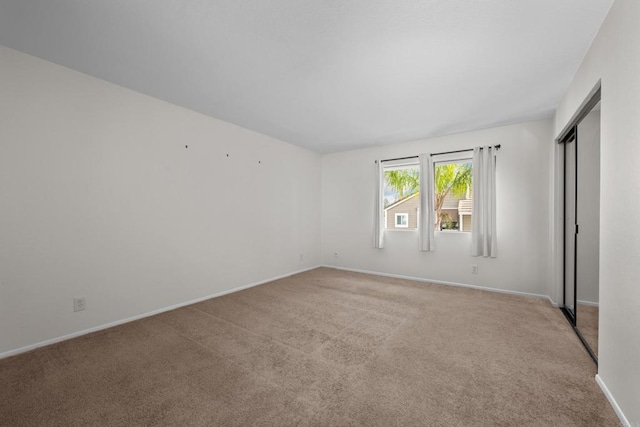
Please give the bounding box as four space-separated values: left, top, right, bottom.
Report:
575 102 601 356
564 135 577 319
558 89 600 363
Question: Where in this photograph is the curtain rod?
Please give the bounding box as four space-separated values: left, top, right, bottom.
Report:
377 145 501 163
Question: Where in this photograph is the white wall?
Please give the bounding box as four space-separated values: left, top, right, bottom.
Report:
554 0 640 423
0 46 321 356
322 120 552 297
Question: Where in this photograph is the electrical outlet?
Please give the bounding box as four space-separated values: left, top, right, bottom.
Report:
73 297 86 312
471 265 478 274
334 252 339 258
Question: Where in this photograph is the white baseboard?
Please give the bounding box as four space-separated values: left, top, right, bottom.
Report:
322 265 557 306
595 374 631 427
0 265 321 360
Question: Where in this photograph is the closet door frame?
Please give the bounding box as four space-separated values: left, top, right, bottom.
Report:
562 129 577 325
556 85 600 365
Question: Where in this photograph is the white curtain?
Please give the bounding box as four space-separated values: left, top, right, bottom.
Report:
419 154 435 251
373 160 384 249
471 146 497 257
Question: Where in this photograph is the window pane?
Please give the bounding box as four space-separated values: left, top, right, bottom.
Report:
433 160 472 232
395 213 408 228
383 164 419 230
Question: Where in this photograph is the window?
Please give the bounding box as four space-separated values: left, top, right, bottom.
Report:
433 158 472 232
382 162 419 230
395 213 409 228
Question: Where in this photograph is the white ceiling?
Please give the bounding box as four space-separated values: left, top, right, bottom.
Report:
0 1 613 153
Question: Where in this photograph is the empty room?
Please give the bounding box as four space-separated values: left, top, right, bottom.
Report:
1 0 639 426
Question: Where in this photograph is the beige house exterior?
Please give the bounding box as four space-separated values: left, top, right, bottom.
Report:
385 192 472 231
385 193 419 229
439 192 460 228
458 199 472 232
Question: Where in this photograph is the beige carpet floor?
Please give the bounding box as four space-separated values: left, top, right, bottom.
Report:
0 268 619 426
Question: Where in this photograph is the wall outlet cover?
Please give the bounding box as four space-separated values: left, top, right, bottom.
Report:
73 297 86 312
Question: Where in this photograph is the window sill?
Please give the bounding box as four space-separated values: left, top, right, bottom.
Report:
383 229 472 234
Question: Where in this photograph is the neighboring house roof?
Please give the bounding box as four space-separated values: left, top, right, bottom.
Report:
384 193 418 211
458 199 472 214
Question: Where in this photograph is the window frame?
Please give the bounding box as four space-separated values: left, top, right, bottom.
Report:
381 160 420 232
395 213 409 228
432 154 473 234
